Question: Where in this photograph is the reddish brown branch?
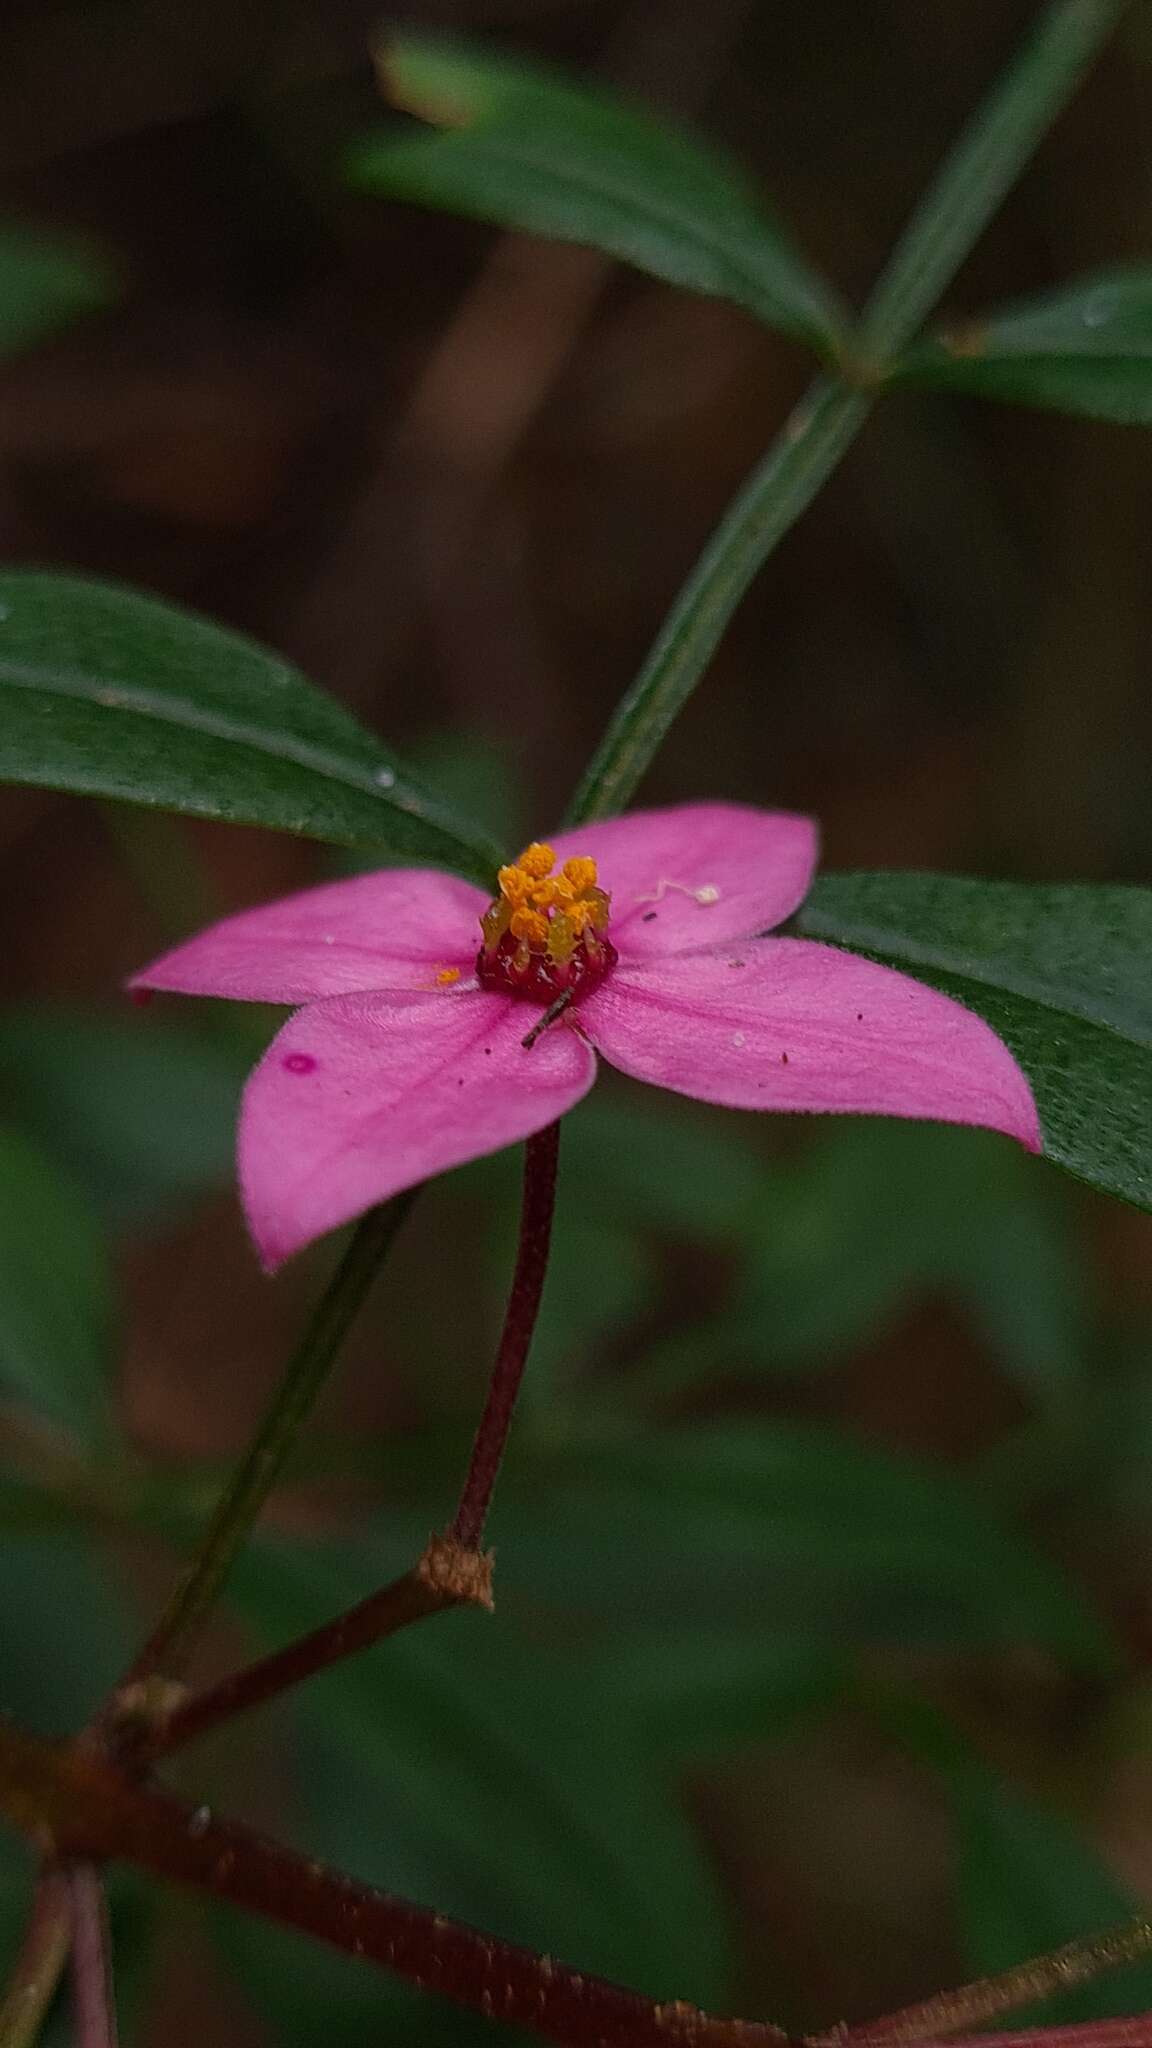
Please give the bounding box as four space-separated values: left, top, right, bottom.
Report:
0 1715 782 2048
4 1716 1152 2048
147 1537 491 1759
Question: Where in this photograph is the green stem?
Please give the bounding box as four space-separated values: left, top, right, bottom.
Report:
568 0 1128 828
858 0 1131 361
566 378 868 825
0 1868 71 2048
111 1192 415 1691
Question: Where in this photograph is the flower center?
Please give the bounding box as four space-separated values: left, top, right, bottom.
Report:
475 842 618 1004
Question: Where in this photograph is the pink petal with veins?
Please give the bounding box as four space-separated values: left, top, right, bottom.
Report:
580 938 1042 1148
548 803 818 962
130 869 487 1004
240 987 596 1268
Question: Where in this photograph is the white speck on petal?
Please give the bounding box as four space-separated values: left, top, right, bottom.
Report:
694 884 721 905
322 934 335 944
731 1032 746 1048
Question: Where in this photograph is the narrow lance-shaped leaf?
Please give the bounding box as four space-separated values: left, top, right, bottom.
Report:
797 874 1152 1215
893 267 1152 423
347 35 846 352
0 574 501 882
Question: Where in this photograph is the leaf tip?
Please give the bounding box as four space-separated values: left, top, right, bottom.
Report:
371 39 476 129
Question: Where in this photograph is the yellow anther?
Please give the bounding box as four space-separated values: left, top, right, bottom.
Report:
436 967 461 986
516 842 555 881
562 855 598 895
497 864 534 905
532 873 575 910
509 905 549 945
478 839 613 990
563 899 596 937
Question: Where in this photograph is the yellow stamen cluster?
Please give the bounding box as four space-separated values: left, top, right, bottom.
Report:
481 842 610 968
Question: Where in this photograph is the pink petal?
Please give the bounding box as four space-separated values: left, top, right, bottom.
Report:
130 869 487 1004
240 987 596 1268
580 938 1042 1149
548 803 818 963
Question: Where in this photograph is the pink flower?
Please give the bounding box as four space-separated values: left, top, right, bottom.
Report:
131 803 1041 1270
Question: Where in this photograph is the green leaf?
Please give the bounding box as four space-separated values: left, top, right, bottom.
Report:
348 37 845 351
798 873 1152 1215
0 574 500 881
0 1128 113 1446
495 1207 651 1413
0 224 116 358
484 1423 1110 1666
563 1084 764 1243
616 1122 1086 1413
894 267 1152 422
229 1542 733 2017
733 1123 1087 1401
858 0 1129 358
863 1692 1152 2026
600 1633 844 1761
0 1006 245 1224
0 1530 130 1733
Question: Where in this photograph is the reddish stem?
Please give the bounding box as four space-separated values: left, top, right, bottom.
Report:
67 1867 118 2048
451 1121 561 1550
4 1718 1152 2048
0 1716 782 2048
148 1538 491 1759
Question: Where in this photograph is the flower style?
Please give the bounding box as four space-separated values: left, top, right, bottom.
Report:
131 804 1041 1269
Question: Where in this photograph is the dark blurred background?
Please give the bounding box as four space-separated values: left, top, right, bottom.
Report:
1 3 1152 2044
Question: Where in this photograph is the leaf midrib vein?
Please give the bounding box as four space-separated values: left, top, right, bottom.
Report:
0 658 469 841
401 128 824 329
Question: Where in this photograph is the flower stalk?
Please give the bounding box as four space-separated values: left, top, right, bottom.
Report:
451 1120 561 1549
